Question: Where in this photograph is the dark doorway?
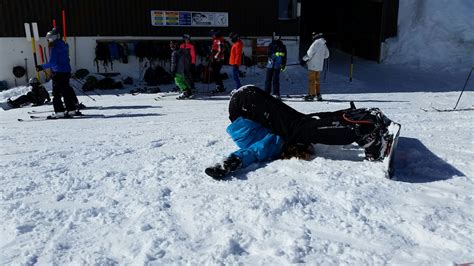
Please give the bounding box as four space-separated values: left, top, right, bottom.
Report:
299 0 399 62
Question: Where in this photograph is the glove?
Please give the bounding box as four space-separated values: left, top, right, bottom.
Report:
35 65 43 71
280 65 286 72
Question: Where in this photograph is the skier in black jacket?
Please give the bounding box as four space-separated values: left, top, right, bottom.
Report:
7 77 51 108
229 85 393 160
265 32 287 98
170 40 193 99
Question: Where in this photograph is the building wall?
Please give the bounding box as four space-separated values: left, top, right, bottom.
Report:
0 36 300 88
0 0 299 37
0 0 301 87
0 38 41 87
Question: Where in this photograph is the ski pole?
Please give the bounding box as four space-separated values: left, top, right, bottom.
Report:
24 58 29 83
39 45 51 82
31 23 41 80
453 67 473 110
24 23 40 80
206 62 211 92
349 48 354 82
72 77 102 97
38 44 48 81
80 91 97 102
72 84 96 102
283 63 302 67
62 10 67 43
43 46 48 62
323 59 327 82
283 70 294 84
70 77 98 101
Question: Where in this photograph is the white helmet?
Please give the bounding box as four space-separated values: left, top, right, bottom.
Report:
28 77 40 85
46 28 60 42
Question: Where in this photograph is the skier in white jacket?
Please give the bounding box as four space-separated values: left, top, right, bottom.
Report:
302 32 329 101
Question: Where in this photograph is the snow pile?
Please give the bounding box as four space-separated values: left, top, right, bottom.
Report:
384 0 474 71
0 85 31 102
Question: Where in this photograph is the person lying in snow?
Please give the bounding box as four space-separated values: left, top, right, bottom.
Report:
205 85 395 179
7 77 51 108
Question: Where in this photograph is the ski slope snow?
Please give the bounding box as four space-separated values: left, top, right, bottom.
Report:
1 55 473 264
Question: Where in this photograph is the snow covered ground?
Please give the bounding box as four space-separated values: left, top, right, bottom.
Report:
1 52 473 264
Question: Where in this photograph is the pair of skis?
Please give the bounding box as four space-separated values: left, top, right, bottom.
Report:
130 86 161 96
26 106 103 115
18 106 104 122
421 106 474 112
18 113 104 122
153 90 228 101
422 68 473 112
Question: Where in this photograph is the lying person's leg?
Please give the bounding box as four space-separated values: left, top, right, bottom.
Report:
205 133 283 179
8 94 35 107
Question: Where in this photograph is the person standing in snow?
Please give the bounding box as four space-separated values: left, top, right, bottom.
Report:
302 32 329 101
7 77 51 108
265 32 287 99
228 32 243 90
170 40 193 99
180 34 196 92
205 85 394 179
36 28 81 117
209 29 226 94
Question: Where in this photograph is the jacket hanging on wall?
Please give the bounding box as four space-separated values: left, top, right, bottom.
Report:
95 42 113 72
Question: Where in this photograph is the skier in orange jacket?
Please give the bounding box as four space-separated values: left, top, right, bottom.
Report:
228 32 243 89
180 34 196 91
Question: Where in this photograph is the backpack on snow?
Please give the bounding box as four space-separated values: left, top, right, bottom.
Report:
96 77 123 90
82 76 98 91
144 66 173 86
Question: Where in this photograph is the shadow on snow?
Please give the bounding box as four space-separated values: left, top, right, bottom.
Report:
223 137 464 183
393 137 464 183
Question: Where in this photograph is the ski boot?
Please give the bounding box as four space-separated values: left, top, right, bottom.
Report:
176 89 194 100
316 94 323 101
364 126 397 161
48 111 72 119
272 94 281 100
77 102 87 110
303 95 315 101
67 109 83 116
6 98 18 108
362 131 384 161
210 85 226 94
205 155 242 179
360 109 393 161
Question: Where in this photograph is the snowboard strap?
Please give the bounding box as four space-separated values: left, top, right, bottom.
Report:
342 112 373 124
